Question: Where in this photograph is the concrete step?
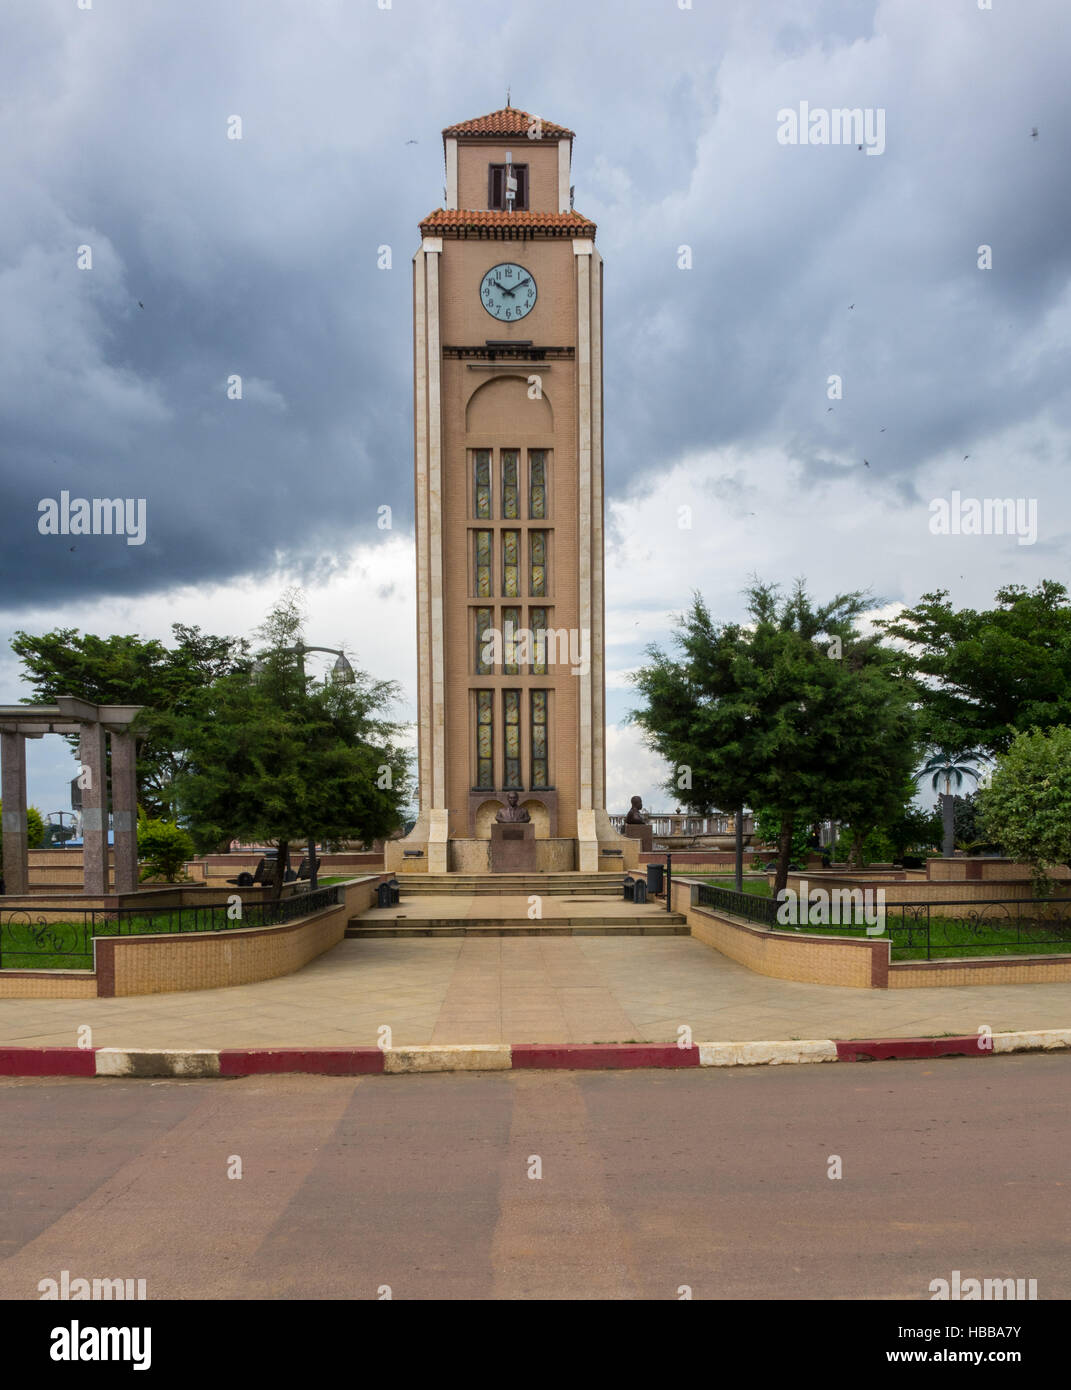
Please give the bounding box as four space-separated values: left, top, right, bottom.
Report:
345 915 688 938
394 873 627 897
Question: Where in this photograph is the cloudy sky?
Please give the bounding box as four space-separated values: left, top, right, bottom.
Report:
2 0 1069 819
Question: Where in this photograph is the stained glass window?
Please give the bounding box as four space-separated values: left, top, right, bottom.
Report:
503 607 520 675
475 530 492 598
503 529 520 597
504 690 522 788
531 690 549 788
475 607 493 675
474 450 491 519
529 530 546 596
529 451 546 519
476 690 494 789
502 450 520 520
530 607 547 674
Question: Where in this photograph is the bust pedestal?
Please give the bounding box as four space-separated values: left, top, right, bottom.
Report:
622 822 653 853
490 821 537 872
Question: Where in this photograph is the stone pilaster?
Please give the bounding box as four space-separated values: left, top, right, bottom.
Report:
110 730 139 894
0 731 29 895
78 721 109 895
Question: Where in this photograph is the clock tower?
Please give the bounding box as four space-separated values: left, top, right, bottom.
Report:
387 106 635 875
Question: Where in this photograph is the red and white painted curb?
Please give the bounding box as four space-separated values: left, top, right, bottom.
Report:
0 1030 1068 1077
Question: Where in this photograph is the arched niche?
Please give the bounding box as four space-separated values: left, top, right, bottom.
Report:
465 374 553 433
521 800 550 839
474 799 502 840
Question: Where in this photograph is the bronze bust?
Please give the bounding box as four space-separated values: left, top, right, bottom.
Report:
495 791 531 823
624 795 648 825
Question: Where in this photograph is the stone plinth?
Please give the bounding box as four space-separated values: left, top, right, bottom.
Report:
622 822 653 854
490 822 537 873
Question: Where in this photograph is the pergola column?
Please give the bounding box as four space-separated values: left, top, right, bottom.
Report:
79 721 109 895
0 731 29 895
110 730 138 894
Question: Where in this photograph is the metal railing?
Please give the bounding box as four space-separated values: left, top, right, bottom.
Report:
696 882 780 928
0 886 341 969
694 886 1071 960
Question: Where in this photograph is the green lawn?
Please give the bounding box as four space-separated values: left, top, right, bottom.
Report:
795 916 1071 961
0 896 331 970
702 876 773 897
697 881 1071 959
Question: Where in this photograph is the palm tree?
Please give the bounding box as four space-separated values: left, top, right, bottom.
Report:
917 750 989 858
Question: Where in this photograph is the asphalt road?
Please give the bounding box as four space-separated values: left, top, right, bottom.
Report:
1 1055 1067 1300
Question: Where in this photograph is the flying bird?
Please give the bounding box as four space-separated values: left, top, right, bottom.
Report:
827 407 834 412
405 139 418 145
137 301 144 309
964 454 969 460
1031 128 1039 140
863 459 870 468
880 426 886 432
848 303 855 310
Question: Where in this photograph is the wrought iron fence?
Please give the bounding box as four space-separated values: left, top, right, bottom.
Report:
693 885 1071 960
884 900 1071 960
0 886 341 969
696 883 779 928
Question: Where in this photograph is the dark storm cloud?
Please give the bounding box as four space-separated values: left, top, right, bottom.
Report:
2 0 1069 613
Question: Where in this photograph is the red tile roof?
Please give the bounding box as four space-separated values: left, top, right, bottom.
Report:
442 107 575 141
419 208 596 239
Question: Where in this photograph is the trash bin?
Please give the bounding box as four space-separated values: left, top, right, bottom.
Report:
633 878 647 904
388 877 401 905
646 863 664 896
623 874 635 902
377 881 393 908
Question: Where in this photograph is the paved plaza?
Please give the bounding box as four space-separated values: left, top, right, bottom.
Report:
0 928 1068 1049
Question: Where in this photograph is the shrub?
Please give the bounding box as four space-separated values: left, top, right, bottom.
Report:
137 815 195 883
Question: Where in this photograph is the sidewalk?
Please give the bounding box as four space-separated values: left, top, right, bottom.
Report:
0 936 1068 1050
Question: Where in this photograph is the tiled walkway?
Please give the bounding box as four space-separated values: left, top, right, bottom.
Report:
0 935 1068 1048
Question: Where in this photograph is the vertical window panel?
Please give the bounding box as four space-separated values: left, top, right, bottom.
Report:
530 607 547 675
475 530 492 598
528 451 546 519
502 450 520 519
476 690 494 789
475 607 493 675
531 690 549 789
503 607 520 675
474 450 491 519
504 690 522 789
502 529 520 597
529 530 547 597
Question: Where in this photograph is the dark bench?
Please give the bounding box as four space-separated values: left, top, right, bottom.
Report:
227 857 268 888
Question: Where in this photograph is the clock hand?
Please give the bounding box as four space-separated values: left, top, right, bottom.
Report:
493 280 516 296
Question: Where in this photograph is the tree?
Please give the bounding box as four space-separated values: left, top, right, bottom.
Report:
627 592 755 888
917 749 988 858
10 624 250 817
877 582 1071 755
754 809 810 867
137 814 196 883
978 726 1071 894
630 580 920 895
833 773 939 866
883 798 942 860
174 595 410 896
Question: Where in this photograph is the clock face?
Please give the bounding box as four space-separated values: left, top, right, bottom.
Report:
479 263 537 322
